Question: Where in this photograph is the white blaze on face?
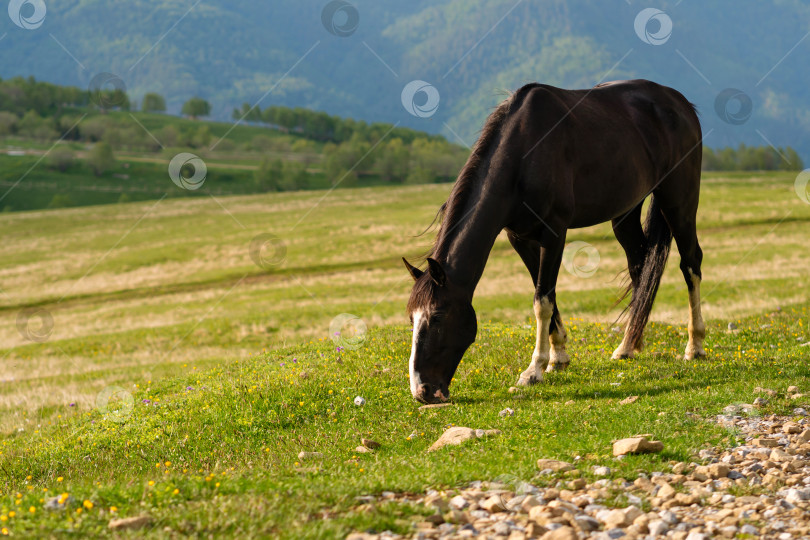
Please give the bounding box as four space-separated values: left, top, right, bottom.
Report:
409 310 425 398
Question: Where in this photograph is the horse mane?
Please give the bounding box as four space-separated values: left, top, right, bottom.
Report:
427 83 541 259
407 84 540 314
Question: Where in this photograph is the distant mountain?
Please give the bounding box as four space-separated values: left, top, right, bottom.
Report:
3 0 810 160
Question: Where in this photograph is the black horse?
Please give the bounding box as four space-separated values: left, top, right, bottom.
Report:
403 79 705 404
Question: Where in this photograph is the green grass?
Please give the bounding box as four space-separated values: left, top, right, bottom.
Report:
1 308 809 537
1 170 810 537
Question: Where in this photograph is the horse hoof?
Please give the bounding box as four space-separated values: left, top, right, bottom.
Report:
545 362 569 373
611 350 635 360
516 375 540 386
683 348 707 361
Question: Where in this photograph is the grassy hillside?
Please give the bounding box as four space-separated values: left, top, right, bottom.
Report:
4 1 810 158
1 171 809 428
1 172 810 536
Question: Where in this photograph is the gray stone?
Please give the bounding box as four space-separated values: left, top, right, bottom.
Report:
658 510 679 525
498 408 515 417
574 515 600 532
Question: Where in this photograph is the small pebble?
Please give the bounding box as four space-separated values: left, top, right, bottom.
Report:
499 408 515 417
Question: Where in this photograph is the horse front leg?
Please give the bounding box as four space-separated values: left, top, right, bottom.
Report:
518 296 554 385
517 234 566 385
547 306 570 371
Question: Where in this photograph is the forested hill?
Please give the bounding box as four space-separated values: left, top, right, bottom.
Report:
3 0 810 159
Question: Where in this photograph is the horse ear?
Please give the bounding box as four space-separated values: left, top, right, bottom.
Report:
402 257 424 281
426 258 446 287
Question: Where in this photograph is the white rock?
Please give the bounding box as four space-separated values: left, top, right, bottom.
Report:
740 524 759 535
784 488 810 503
449 495 468 509
353 396 366 406
648 520 668 536
593 466 611 476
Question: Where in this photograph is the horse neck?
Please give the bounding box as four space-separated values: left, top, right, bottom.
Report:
432 180 510 296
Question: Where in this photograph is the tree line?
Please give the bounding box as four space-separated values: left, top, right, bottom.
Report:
703 144 803 171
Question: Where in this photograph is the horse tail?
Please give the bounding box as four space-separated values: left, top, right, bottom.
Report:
624 195 673 347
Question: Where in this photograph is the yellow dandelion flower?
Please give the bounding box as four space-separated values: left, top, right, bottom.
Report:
83 500 93 510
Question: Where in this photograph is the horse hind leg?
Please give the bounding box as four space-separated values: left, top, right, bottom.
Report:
610 204 647 359
670 220 706 360
658 191 706 360
683 264 706 360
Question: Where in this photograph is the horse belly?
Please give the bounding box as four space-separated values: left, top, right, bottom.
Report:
568 174 651 228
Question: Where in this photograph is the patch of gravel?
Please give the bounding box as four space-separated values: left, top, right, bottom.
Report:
347 405 810 539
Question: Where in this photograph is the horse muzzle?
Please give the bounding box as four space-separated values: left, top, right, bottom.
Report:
413 383 449 404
